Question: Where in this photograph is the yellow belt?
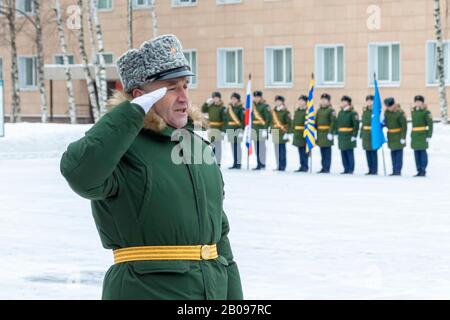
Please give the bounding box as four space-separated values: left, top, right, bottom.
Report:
363 126 372 131
388 128 402 133
113 244 218 264
318 125 331 130
209 121 224 126
338 127 353 133
227 121 241 126
295 126 305 130
253 120 264 125
412 126 428 132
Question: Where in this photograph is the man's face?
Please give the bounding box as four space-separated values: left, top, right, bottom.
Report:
137 77 190 129
275 99 283 107
298 99 306 108
415 101 424 109
213 96 221 104
254 96 262 104
230 97 239 105
366 99 373 108
341 100 349 108
320 98 330 106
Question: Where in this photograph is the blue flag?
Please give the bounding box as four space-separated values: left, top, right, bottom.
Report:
371 78 386 150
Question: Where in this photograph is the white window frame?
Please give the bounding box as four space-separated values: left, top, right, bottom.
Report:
217 48 244 88
368 42 401 87
216 0 242 5
95 52 115 65
315 44 345 88
426 40 450 87
183 49 198 88
16 0 35 16
264 46 293 88
18 55 37 90
172 0 197 7
53 54 75 65
97 0 113 12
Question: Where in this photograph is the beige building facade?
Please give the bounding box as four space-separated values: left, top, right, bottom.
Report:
1 0 450 122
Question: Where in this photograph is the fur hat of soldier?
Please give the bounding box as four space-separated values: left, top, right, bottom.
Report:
253 91 263 98
212 92 222 99
321 93 331 101
384 97 396 107
116 34 194 93
231 92 241 101
366 95 374 101
275 95 285 103
341 95 352 105
298 95 308 102
414 95 425 103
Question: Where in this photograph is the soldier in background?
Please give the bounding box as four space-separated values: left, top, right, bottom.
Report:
226 93 245 170
360 95 378 175
252 91 271 170
411 95 433 177
315 93 336 174
271 95 292 171
336 96 359 174
202 92 226 167
293 95 309 172
384 97 407 176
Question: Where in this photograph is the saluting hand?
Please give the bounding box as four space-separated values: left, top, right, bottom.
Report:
131 87 168 114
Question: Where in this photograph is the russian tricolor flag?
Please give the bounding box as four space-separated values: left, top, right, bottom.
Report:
244 75 253 156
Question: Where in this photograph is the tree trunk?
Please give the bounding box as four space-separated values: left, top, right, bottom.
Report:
7 0 21 123
33 0 49 123
150 0 158 37
90 0 108 117
127 0 133 49
77 0 100 122
54 0 77 124
433 0 449 124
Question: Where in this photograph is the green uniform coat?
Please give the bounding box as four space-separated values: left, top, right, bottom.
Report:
60 100 243 300
411 107 433 150
202 102 227 142
271 107 292 144
336 107 360 150
360 107 374 151
225 103 245 143
292 107 307 148
252 101 271 141
315 105 336 147
384 106 407 151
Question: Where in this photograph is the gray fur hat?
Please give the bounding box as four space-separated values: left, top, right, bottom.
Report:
116 34 194 93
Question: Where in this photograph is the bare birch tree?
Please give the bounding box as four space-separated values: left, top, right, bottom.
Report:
149 0 158 37
127 0 133 49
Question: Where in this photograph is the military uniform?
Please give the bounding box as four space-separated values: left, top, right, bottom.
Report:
252 100 272 169
336 107 359 174
315 105 336 173
292 106 308 172
271 106 292 171
360 106 378 174
384 106 407 175
411 107 433 176
201 101 226 166
225 103 245 169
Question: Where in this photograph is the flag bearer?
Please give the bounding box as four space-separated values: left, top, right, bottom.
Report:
360 95 378 175
293 95 309 172
225 93 245 170
411 95 433 177
315 93 336 173
384 97 407 176
336 96 359 174
252 91 271 170
202 92 226 167
271 95 292 171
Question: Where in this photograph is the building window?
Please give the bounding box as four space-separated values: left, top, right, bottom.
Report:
265 46 293 88
95 53 114 65
217 48 243 88
16 0 34 15
53 54 75 65
172 0 197 7
368 42 400 86
18 56 37 89
133 0 151 9
97 0 113 10
426 41 450 85
217 0 242 4
183 50 198 88
315 45 344 87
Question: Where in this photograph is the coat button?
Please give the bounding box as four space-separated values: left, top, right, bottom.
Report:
201 245 211 260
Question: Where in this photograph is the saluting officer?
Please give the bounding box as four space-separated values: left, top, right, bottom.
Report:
360 95 379 175
252 91 272 170
411 95 433 177
202 92 226 167
293 95 309 172
271 95 292 171
315 93 336 174
336 96 360 175
384 97 407 176
225 93 245 170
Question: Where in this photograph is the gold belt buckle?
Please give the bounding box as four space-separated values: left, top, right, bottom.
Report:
201 245 212 260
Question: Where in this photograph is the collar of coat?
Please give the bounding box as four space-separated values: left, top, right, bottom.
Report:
108 90 208 137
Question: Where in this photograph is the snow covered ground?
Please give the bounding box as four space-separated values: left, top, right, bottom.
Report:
0 122 450 300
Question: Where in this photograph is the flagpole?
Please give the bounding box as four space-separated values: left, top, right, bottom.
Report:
309 73 314 174
373 72 387 176
247 73 252 171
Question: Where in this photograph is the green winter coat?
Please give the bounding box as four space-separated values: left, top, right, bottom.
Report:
411 107 433 150
315 105 336 147
360 107 374 151
202 102 227 142
252 101 271 141
385 106 407 151
225 103 245 143
336 107 360 150
292 107 307 148
271 107 292 144
60 100 243 300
